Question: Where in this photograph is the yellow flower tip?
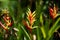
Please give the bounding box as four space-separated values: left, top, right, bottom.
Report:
32 11 35 15
53 4 57 14
53 4 59 19
54 14 59 19
2 9 9 14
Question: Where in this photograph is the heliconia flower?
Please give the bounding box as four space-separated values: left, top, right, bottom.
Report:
49 4 58 19
27 9 36 27
0 21 8 31
2 9 13 27
22 9 36 33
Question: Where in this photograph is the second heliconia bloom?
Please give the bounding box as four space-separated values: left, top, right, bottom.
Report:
49 4 58 19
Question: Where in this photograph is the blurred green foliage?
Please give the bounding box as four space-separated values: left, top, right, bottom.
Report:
0 0 60 40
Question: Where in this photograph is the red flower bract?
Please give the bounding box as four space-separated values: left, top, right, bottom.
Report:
0 21 8 31
22 20 32 33
49 4 58 19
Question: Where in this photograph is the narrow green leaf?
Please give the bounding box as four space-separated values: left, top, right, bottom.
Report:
40 26 46 38
19 24 31 40
48 18 60 40
40 13 43 24
37 27 41 40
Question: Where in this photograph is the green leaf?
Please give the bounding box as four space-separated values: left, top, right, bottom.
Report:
19 24 31 40
37 27 41 40
40 26 46 39
48 18 60 40
40 13 43 25
40 13 46 39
